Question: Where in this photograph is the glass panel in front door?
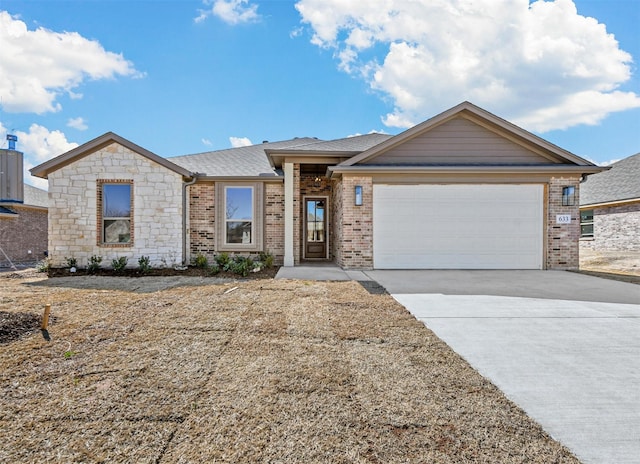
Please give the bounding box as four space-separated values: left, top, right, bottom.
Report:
307 200 325 242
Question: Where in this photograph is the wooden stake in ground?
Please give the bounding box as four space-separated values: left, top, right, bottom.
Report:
41 304 51 330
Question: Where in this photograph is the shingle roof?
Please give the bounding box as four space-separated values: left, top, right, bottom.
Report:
24 184 48 208
169 138 322 177
283 133 393 152
580 153 640 206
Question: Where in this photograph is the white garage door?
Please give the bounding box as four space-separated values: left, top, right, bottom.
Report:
373 184 544 269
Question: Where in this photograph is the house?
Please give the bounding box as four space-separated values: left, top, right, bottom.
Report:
579 152 640 252
30 102 605 271
1 141 48 266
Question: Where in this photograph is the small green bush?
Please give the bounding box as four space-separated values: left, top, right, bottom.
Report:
87 255 102 274
36 259 51 273
112 256 128 274
208 262 220 275
65 256 78 269
195 253 208 268
258 251 274 268
138 256 152 273
230 256 253 277
215 252 232 272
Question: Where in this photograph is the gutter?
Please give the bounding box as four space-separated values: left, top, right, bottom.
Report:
182 175 198 265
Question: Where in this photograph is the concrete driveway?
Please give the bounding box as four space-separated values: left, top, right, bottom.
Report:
366 270 640 464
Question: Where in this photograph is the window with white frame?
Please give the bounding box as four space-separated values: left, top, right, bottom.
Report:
580 209 594 238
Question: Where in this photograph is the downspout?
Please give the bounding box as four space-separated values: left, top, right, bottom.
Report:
182 175 198 265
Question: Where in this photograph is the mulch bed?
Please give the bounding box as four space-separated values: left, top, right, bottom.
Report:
0 274 579 463
46 265 279 279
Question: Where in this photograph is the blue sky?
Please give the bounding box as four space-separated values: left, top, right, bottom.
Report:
0 0 638 189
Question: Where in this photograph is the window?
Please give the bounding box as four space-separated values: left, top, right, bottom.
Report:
580 209 594 238
225 186 253 245
562 186 576 206
98 181 133 245
216 182 263 251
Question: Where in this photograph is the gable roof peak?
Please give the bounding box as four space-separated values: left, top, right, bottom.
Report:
30 132 193 179
340 101 596 167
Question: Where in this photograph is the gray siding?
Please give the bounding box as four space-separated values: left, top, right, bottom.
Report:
364 117 557 165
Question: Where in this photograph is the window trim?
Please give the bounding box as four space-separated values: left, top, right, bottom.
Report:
580 208 594 239
97 179 134 247
215 182 263 252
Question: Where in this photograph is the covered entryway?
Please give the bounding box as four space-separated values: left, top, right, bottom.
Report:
304 197 328 259
373 184 544 269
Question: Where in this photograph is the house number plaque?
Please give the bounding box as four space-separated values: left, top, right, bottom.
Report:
556 214 572 224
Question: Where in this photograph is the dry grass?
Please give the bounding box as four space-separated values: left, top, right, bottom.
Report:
0 275 579 463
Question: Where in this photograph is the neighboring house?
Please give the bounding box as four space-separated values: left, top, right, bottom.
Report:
31 102 605 271
579 153 640 252
1 144 48 266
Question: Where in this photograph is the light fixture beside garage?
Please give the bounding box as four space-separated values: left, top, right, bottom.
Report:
562 186 576 206
355 185 363 206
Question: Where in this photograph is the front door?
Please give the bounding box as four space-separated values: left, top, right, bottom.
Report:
305 198 327 259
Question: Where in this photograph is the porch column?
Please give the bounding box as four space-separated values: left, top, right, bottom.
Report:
283 162 294 267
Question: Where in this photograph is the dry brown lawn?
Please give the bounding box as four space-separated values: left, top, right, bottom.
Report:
0 273 579 463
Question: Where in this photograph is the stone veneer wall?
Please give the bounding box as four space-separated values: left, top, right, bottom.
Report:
188 182 285 265
580 202 640 251
334 176 373 269
47 142 185 268
0 205 48 265
546 176 581 270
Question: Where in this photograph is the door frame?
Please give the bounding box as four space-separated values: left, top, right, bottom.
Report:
303 195 330 260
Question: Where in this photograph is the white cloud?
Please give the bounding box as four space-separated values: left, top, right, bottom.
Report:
67 117 88 131
1 121 78 189
295 0 640 132
0 11 142 114
229 136 252 147
195 0 260 25
201 138 213 146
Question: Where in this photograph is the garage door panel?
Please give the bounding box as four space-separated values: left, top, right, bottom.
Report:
373 184 543 269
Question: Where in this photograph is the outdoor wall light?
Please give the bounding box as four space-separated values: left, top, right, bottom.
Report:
355 185 363 206
562 186 576 206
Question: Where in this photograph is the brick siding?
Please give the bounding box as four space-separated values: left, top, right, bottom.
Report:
0 206 48 265
546 177 581 270
334 176 373 269
580 201 640 252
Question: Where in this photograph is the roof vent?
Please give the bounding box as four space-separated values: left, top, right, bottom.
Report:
262 140 269 144
7 134 17 151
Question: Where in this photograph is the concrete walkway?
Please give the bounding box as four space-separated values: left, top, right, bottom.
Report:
275 265 372 282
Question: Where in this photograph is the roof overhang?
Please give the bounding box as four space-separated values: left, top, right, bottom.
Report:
193 175 284 182
328 164 606 178
580 197 640 209
30 132 194 179
265 149 358 169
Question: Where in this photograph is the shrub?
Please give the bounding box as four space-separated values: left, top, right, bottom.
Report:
215 252 232 272
65 257 78 269
87 255 102 274
138 256 152 274
36 258 51 273
208 262 220 275
194 253 208 268
258 251 274 268
112 256 128 274
230 256 253 277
